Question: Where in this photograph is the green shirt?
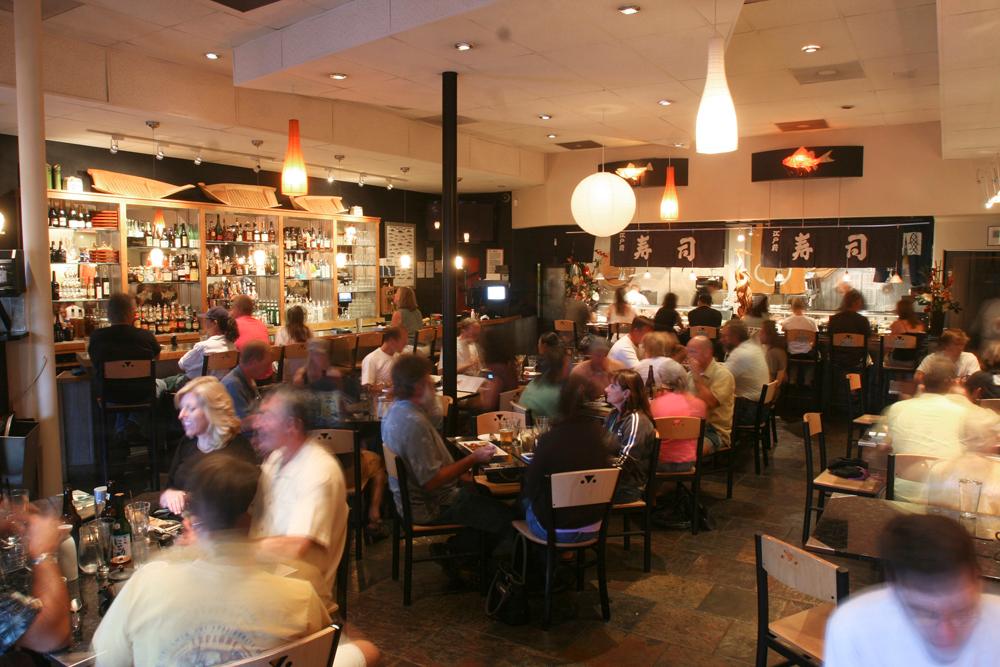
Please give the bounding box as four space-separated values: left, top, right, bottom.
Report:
520 379 562 419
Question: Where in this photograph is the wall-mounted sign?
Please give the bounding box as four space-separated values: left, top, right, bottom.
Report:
611 227 726 267
758 217 932 268
599 158 689 188
751 145 863 182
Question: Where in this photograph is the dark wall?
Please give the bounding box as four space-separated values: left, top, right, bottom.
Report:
0 134 520 315
509 226 594 317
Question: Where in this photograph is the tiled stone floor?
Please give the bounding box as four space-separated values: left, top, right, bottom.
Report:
345 415 880 666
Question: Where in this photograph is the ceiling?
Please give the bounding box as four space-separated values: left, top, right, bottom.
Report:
1 0 994 190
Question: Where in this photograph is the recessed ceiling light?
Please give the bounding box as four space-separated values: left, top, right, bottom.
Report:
801 44 822 54
328 72 348 80
618 5 640 15
546 133 557 139
538 113 552 120
817 68 838 77
454 42 473 51
840 104 855 110
657 99 673 107
204 52 220 60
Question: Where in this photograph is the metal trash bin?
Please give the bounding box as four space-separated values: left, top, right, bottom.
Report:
1 419 40 498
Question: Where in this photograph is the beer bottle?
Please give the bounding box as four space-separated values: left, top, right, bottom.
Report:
109 492 132 567
61 484 82 544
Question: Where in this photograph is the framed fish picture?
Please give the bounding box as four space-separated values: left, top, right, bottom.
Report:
987 226 1000 247
751 146 864 181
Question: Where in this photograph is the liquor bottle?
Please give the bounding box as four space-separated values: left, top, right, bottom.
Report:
49 242 57 263
51 271 60 300
58 207 67 227
189 257 199 281
206 217 215 242
253 224 260 243
173 226 182 249
144 222 153 247
84 208 93 228
102 269 111 297
216 219 225 242
109 492 132 568
61 484 82 545
94 273 103 299
49 206 58 227
266 221 274 243
180 223 189 248
57 241 66 263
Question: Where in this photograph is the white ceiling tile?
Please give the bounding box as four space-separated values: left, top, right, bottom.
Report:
241 0 328 29
392 17 531 65
739 0 840 30
881 108 940 126
44 4 162 47
630 25 723 82
834 0 934 17
862 51 938 90
755 19 859 69
80 0 217 27
845 4 937 60
938 7 1000 70
465 0 611 53
543 40 676 88
875 84 940 113
172 10 271 45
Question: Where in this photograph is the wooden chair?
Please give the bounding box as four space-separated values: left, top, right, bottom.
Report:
95 359 159 490
354 331 383 370
383 445 485 606
437 394 454 436
880 334 920 406
886 453 940 502
689 325 717 340
476 410 526 435
554 319 577 350
754 533 849 667
981 398 1000 413
220 623 342 667
607 322 630 341
654 416 707 534
201 349 239 377
414 327 436 358
431 324 444 365
310 429 366 561
330 334 358 375
733 381 781 475
800 413 889 544
498 387 524 412
607 434 661 572
511 467 620 627
279 342 309 382
784 329 820 404
510 400 532 426
828 333 868 411
845 373 882 458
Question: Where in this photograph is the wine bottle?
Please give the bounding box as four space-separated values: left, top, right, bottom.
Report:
180 223 189 248
58 207 67 227
109 492 132 568
60 484 82 545
51 271 60 300
49 206 58 227
103 269 111 297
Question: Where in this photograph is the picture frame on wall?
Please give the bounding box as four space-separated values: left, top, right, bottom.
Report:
989 226 1000 247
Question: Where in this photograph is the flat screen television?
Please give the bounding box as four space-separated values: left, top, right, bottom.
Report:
338 292 353 303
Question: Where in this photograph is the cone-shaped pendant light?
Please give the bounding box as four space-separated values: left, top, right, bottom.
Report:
659 165 679 221
152 208 166 229
695 36 738 154
281 119 308 196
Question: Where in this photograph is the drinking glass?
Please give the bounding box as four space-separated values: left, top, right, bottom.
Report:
95 519 113 578
126 501 151 543
78 522 104 575
959 479 983 518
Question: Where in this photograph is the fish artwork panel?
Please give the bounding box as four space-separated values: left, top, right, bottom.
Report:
781 147 835 173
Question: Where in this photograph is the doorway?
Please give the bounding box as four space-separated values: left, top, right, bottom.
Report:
942 250 1000 346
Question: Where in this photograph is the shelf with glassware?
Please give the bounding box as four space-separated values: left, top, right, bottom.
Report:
123 204 203 334
333 218 379 321
282 216 337 324
46 195 123 341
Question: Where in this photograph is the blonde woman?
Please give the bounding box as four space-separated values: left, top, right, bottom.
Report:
159 376 257 514
390 286 424 339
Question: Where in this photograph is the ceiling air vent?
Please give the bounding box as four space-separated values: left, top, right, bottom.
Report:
791 61 866 85
776 119 830 132
556 140 604 150
210 0 281 12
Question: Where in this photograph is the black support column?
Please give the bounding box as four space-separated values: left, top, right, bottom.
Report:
441 71 458 400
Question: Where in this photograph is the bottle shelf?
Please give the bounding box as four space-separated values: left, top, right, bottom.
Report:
126 244 200 251
47 227 114 234
130 280 200 285
206 274 278 279
205 240 276 247
286 277 334 282
53 297 109 303
50 262 119 266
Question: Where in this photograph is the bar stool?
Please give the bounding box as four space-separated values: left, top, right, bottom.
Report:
879 334 920 407
94 359 159 490
784 330 820 407
414 327 436 359
279 342 309 382
201 349 238 378
330 335 357 375
554 319 577 350
826 333 867 413
354 331 383 371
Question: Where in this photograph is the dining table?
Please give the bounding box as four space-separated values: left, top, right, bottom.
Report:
806 495 1000 581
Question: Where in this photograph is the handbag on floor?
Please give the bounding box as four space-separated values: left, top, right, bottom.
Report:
485 533 530 625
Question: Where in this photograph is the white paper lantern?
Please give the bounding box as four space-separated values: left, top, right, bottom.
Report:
570 172 636 237
695 36 738 155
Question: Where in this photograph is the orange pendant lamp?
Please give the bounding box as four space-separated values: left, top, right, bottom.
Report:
659 165 679 221
281 119 308 196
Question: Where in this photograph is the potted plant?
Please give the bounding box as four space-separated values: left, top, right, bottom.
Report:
916 263 961 336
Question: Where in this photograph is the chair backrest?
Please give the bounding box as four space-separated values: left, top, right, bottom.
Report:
784 329 816 350
554 319 575 334
832 333 864 348
845 372 862 393
281 342 309 381
980 398 1000 413
549 468 620 509
220 623 341 667
689 325 717 340
802 412 823 437
801 412 827 475
498 387 524 412
202 349 239 376
476 410 526 434
438 394 454 434
755 533 848 603
884 334 917 351
888 379 918 399
102 359 153 380
416 326 436 345
607 322 631 340
654 416 706 475
763 380 780 406
382 444 417 529
309 428 355 456
355 331 383 363
893 453 939 485
269 345 283 364
330 335 357 367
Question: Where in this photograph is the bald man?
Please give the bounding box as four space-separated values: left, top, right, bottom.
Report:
685 335 735 452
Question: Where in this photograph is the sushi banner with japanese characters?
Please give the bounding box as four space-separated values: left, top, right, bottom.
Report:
611 228 727 268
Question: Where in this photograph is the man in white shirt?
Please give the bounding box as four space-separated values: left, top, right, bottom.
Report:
250 386 348 613
825 514 1000 667
609 316 654 368
624 285 649 307
438 318 481 375
779 297 818 355
721 320 770 425
361 326 406 390
915 328 981 384
93 455 377 667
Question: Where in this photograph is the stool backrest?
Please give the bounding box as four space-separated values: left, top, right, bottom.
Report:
549 468 619 509
689 325 717 340
203 350 239 376
356 331 383 363
103 359 153 379
416 327 436 345
845 372 862 393
220 624 341 667
554 319 575 333
281 342 309 381
784 329 816 349
330 335 357 367
309 428 355 456
476 410 526 434
884 334 917 351
763 380 780 406
498 387 524 412
832 333 863 348
755 533 847 603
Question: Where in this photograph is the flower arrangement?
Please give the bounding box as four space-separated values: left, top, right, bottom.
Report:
564 252 602 303
916 263 961 314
